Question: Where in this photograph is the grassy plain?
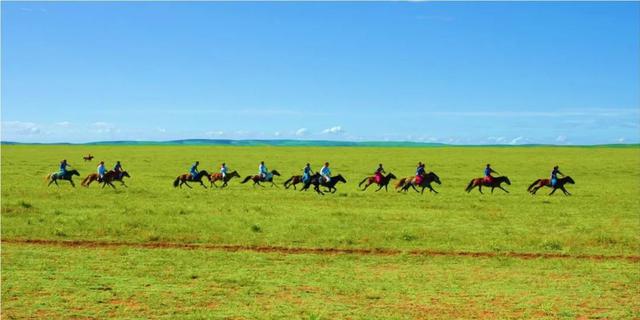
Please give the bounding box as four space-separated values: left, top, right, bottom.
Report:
2 145 639 318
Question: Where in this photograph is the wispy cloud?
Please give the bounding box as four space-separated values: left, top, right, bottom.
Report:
1 121 41 135
295 128 308 136
321 126 345 135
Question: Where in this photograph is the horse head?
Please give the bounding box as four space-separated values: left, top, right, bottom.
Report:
199 170 210 178
502 176 511 185
70 169 80 176
271 170 281 176
565 176 575 184
429 172 441 184
122 171 131 178
335 174 347 183
229 171 240 178
387 173 397 180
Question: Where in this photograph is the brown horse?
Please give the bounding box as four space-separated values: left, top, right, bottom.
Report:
283 175 303 189
173 170 210 189
400 172 441 194
358 172 397 192
241 170 281 187
394 176 414 190
83 154 94 161
46 169 80 187
82 171 130 188
209 170 240 188
528 176 575 195
465 176 511 194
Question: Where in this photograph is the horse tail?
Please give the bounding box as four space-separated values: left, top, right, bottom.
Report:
358 177 368 187
465 179 475 192
173 176 180 187
241 176 252 184
45 174 52 181
81 175 92 186
527 179 541 192
395 178 406 190
283 176 294 188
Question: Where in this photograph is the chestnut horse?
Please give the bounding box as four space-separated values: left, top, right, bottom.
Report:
300 173 347 195
83 154 94 161
82 171 130 188
465 176 511 194
283 175 304 189
173 170 210 188
46 169 80 187
241 170 281 187
358 172 397 192
394 176 414 191
527 176 575 195
209 170 240 188
400 172 441 194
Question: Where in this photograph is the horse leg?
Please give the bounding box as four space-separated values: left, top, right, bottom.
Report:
478 185 483 194
121 181 128 188
48 178 55 187
491 187 495 194
184 181 192 189
561 186 571 196
375 185 383 192
199 180 207 188
69 179 76 188
271 181 279 188
498 186 509 193
549 188 557 195
411 184 419 193
421 186 426 194
362 182 370 191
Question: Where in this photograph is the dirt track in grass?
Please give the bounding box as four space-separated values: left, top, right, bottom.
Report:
3 238 639 262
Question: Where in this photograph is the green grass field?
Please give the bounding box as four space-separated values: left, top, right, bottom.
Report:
2 145 639 318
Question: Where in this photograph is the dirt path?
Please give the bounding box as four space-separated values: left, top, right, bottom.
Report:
3 238 638 262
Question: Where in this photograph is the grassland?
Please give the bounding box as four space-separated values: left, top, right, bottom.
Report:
2 145 639 318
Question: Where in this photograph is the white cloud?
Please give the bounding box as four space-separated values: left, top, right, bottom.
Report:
555 135 568 143
487 136 507 144
91 122 116 134
206 130 224 137
509 136 525 145
156 127 167 133
321 126 345 135
274 131 281 137
2 121 41 135
295 128 308 136
55 121 71 127
617 137 625 143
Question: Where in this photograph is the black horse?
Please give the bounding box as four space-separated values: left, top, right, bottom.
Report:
47 169 81 187
300 173 347 195
400 172 442 194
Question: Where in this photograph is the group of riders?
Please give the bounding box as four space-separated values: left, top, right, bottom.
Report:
58 159 126 182
54 158 568 191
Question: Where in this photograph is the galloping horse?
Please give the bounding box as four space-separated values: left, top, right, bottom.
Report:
173 170 210 188
465 176 511 194
82 171 130 188
209 170 240 188
400 172 441 194
358 172 397 192
83 154 94 161
283 175 304 189
300 173 347 195
527 176 575 196
241 170 281 187
46 169 80 187
394 176 414 191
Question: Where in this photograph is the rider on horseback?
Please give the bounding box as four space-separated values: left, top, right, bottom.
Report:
414 162 425 184
551 165 564 187
58 159 69 176
375 164 385 184
484 164 498 183
97 161 106 182
259 161 270 180
320 162 331 183
113 161 123 179
190 161 200 179
302 163 312 183
220 163 228 179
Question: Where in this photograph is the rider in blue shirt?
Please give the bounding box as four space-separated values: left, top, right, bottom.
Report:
484 164 498 183
259 161 269 179
190 161 200 179
551 165 564 186
320 162 331 183
59 159 69 176
302 163 312 183
97 161 106 182
113 161 123 179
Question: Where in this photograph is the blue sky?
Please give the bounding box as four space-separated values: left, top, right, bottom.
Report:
2 1 639 144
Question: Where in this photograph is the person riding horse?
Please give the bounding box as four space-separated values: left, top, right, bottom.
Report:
551 165 564 187
97 161 106 182
320 162 331 183
220 163 228 179
374 164 385 184
484 164 499 183
59 159 70 176
113 161 124 179
302 163 313 184
259 161 271 180
414 162 425 185
190 161 200 179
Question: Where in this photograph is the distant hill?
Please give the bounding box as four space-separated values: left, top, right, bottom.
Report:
1 139 638 147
